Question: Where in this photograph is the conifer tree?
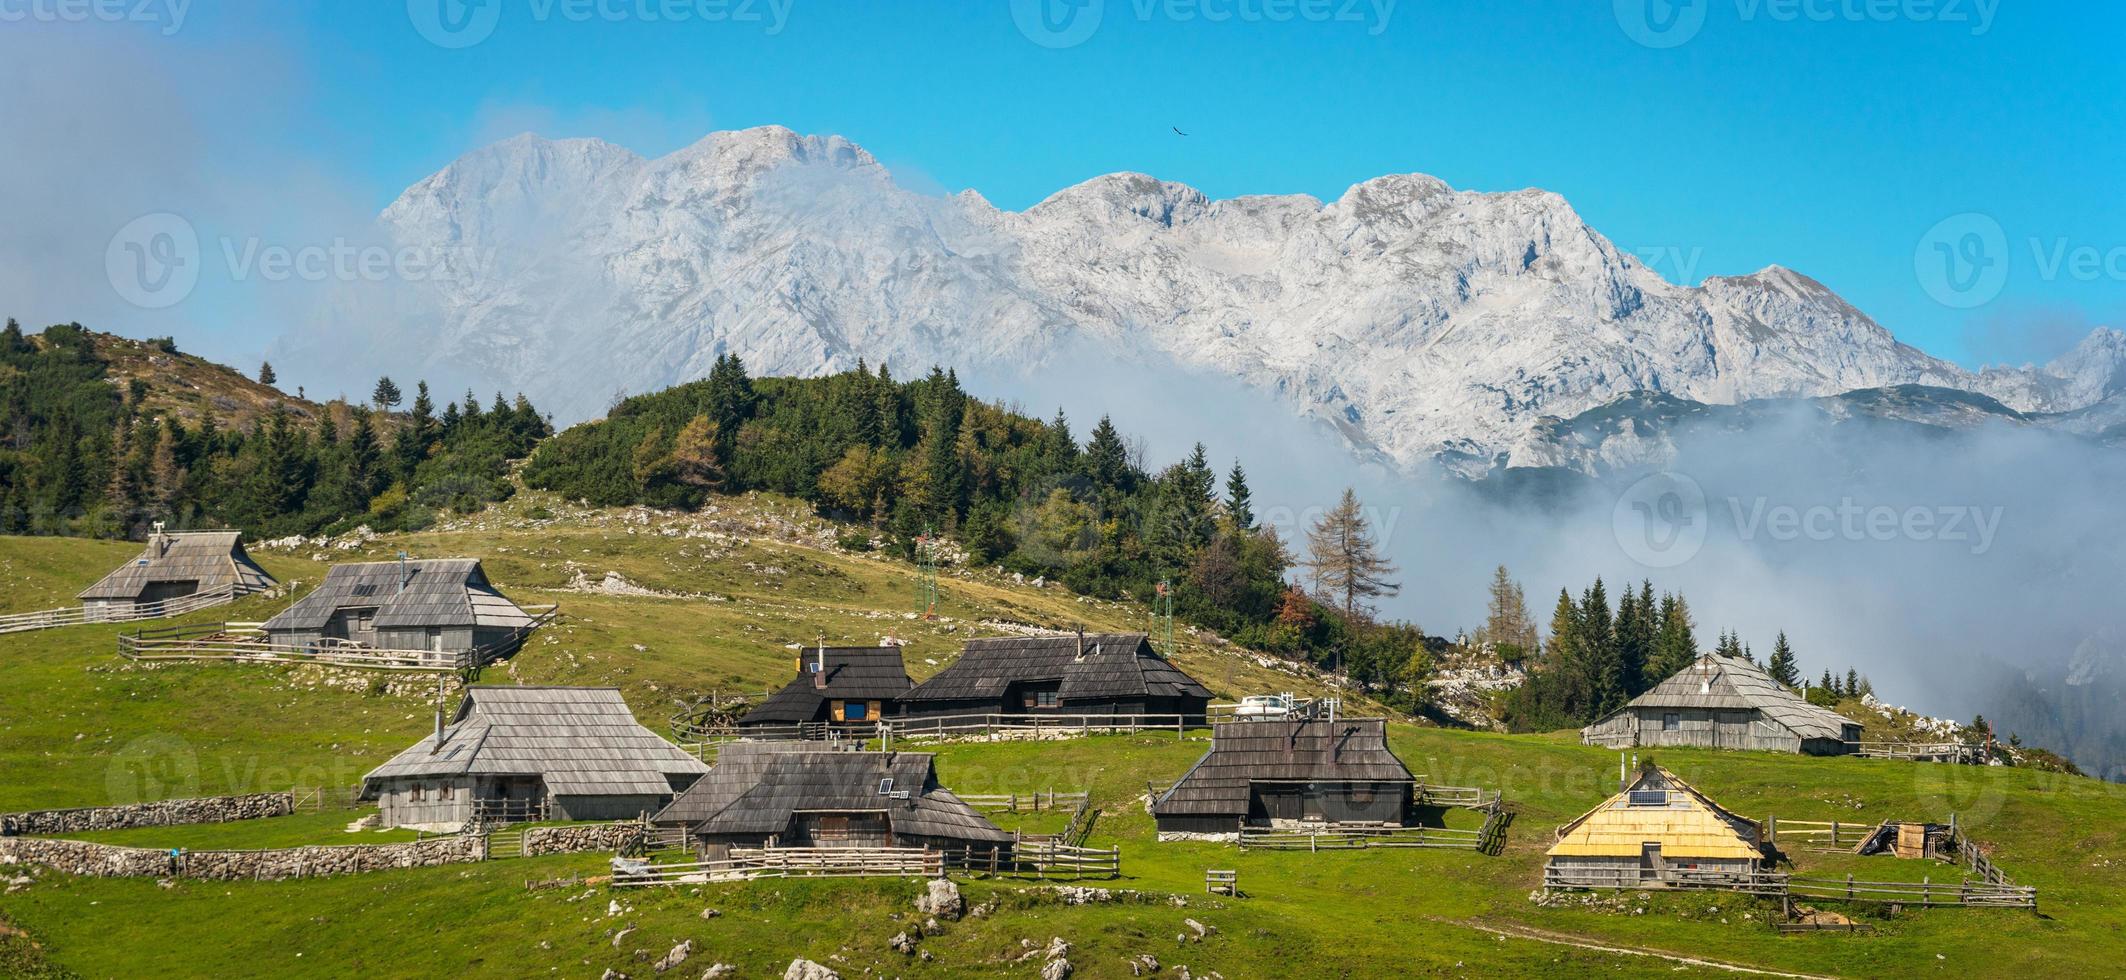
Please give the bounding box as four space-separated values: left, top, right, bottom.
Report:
257 361 276 386
1225 461 1254 529
1082 416 1131 495
1767 631 1800 688
1302 487 1400 624
371 376 402 412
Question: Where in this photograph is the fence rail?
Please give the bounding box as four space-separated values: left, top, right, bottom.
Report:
1240 824 1488 851
0 584 262 636
961 791 1089 814
1545 860 2036 909
611 846 943 886
115 606 558 673
1852 741 1985 764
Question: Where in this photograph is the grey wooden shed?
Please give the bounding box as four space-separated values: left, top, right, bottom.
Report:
76 529 275 619
1581 654 1862 755
360 686 708 830
737 644 914 733
651 744 1011 853
260 558 532 659
1150 717 1416 838
897 632 1211 722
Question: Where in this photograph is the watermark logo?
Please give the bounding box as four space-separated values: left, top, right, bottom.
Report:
106 212 201 310
1012 0 1104 48
408 0 502 48
1613 471 1708 568
106 733 201 804
1613 0 1706 49
1915 211 2008 309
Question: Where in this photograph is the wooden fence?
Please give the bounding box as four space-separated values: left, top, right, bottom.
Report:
115 606 558 673
1545 848 2037 910
0 584 260 636
1240 824 1487 852
1852 740 1985 764
1764 817 1868 851
702 712 1208 745
611 846 944 886
961 790 1089 814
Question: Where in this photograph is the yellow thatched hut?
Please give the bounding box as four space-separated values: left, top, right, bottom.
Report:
1544 763 1764 889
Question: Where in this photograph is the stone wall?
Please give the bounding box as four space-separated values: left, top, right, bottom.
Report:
0 793 294 837
523 822 642 856
0 833 486 881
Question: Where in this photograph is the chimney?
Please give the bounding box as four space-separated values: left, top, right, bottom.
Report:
1074 629 1086 662
397 551 412 593
812 636 827 690
429 674 448 754
150 521 170 557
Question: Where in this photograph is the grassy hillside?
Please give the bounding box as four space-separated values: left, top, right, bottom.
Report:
89 332 325 432
3 495 2123 978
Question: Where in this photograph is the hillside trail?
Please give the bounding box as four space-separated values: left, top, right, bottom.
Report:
1455 919 1840 979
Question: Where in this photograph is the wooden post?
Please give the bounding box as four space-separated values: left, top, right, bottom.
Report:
1846 873 1854 900
1767 815 1777 845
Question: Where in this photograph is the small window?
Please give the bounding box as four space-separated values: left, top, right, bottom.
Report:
410 784 424 802
878 778 895 795
1033 691 1060 709
352 584 378 597
1662 712 1680 732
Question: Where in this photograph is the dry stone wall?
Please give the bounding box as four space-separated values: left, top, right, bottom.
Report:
0 793 294 836
523 822 642 856
0 833 485 881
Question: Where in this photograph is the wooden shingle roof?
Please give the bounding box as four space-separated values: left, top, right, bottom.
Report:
1151 718 1415 817
262 558 531 632
361 686 708 798
741 646 915 724
1548 764 1762 860
901 633 1211 704
653 745 1010 843
1587 653 1859 742
77 531 276 600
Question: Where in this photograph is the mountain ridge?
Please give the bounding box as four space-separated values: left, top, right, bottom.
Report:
283 125 2123 472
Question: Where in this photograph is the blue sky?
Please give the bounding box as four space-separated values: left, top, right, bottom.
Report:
5 0 2121 368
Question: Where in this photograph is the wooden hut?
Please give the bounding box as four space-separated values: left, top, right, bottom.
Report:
1581 653 1862 755
361 686 708 831
897 632 1211 722
651 744 1012 854
260 558 533 658
1544 764 1764 889
736 644 914 734
76 528 275 620
1150 717 1416 839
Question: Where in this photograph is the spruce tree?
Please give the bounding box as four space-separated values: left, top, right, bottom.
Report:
1846 668 1861 698
1578 579 1623 717
1647 593 1699 684
1225 461 1254 529
371 376 402 412
1767 631 1800 688
1082 416 1131 494
258 361 276 386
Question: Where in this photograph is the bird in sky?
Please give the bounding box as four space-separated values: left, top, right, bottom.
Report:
1172 126 1188 137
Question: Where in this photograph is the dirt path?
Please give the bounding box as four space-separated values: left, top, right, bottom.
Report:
1459 920 1841 979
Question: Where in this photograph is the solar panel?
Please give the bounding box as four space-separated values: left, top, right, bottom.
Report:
1628 790 1669 807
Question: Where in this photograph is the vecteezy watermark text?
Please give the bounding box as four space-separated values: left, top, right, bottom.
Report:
1012 0 1395 49
0 0 188 35
407 0 792 49
1728 497 2002 554
106 212 496 310
1614 471 2006 568
1614 0 1998 49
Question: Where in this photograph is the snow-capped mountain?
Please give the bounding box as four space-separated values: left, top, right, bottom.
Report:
286 125 2124 472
